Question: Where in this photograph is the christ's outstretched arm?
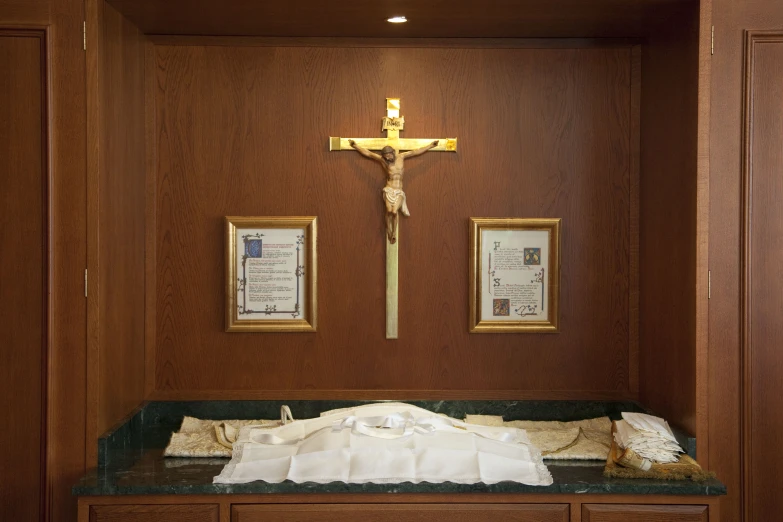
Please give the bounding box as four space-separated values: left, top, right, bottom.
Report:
349 140 385 164
401 140 439 159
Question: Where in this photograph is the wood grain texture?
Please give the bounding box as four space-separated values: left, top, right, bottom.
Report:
106 0 687 38
153 44 635 395
582 504 708 522
47 0 89 518
233 504 569 522
78 496 721 522
695 0 712 472
149 389 638 401
90 504 219 522
0 29 46 522
709 2 783 522
742 31 783 522
0 0 49 25
97 0 147 439
145 39 158 397
638 2 700 437
629 45 641 398
85 0 101 468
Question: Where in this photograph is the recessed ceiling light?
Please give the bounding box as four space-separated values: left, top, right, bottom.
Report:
387 16 407 23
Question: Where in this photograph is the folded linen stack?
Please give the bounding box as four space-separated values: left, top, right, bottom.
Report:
613 412 683 464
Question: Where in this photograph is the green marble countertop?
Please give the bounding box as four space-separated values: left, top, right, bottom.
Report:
73 400 725 497
73 451 725 496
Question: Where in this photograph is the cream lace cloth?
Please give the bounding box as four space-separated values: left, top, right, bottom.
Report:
164 417 280 458
465 415 612 460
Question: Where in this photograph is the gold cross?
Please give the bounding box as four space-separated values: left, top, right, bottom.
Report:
329 98 457 339
329 98 457 154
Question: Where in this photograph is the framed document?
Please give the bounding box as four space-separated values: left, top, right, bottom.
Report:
225 216 317 332
469 218 561 333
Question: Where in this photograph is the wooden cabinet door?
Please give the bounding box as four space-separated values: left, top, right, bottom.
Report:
582 504 707 522
741 31 783 522
709 1 783 521
90 505 219 522
233 504 569 522
0 28 47 522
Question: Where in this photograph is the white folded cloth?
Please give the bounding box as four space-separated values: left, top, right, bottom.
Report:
614 412 683 464
213 403 553 486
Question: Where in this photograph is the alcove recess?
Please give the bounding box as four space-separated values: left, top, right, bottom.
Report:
85 0 711 467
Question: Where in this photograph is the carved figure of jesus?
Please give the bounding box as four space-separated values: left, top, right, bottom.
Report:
349 139 439 244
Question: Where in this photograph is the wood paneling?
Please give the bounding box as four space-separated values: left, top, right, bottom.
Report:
695 0 712 476
582 504 708 522
48 0 89 518
90 504 219 522
145 40 158 397
153 44 637 395
0 29 46 522
106 0 688 38
79 495 722 522
149 389 641 401
638 2 701 437
709 2 783 521
86 0 148 441
232 504 568 522
742 31 783 522
0 0 49 25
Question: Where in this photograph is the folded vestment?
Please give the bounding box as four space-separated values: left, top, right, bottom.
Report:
465 414 612 460
213 403 553 486
164 417 279 458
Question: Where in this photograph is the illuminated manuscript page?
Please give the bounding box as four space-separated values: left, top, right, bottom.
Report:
480 229 550 322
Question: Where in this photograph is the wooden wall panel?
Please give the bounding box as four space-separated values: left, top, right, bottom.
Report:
47 0 89 518
154 45 636 395
638 2 700 437
0 0 49 24
94 0 147 439
709 1 783 521
0 29 46 522
743 31 783 522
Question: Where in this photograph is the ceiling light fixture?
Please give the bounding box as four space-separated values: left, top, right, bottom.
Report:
387 16 407 23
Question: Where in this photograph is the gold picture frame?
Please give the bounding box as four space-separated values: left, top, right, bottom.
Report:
225 216 317 332
469 218 561 333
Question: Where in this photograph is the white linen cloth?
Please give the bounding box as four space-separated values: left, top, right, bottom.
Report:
213 403 553 485
614 412 683 464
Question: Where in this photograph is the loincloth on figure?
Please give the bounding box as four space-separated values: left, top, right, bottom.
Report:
382 186 410 216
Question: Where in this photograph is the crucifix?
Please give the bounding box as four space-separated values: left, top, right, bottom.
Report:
329 98 457 339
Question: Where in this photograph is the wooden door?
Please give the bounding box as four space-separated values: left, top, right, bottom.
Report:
742 31 783 522
709 0 783 520
0 29 47 521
